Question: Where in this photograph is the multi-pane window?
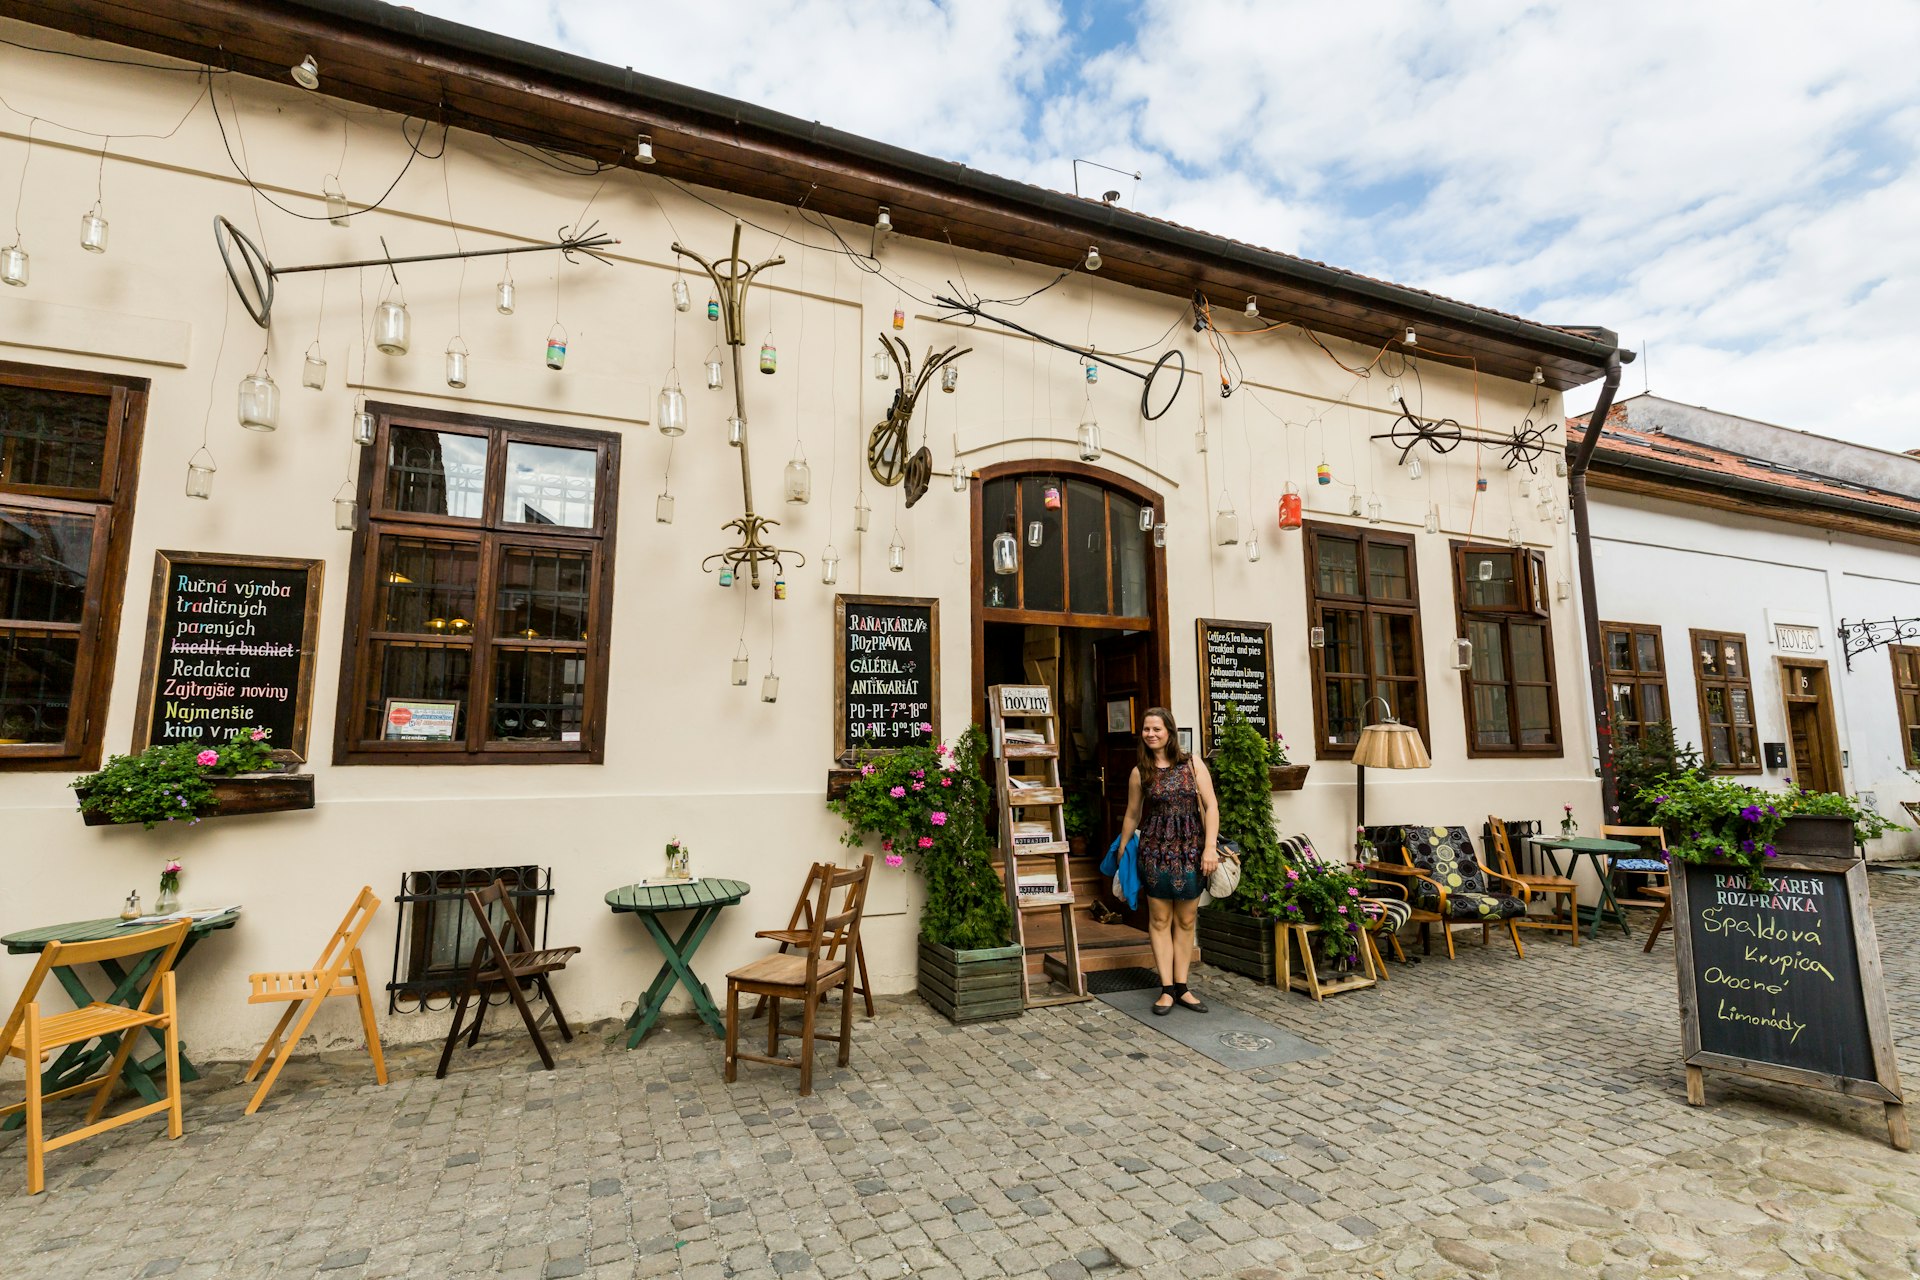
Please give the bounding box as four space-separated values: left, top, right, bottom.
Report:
1690 629 1759 772
1890 645 1920 769
335 406 618 764
979 475 1148 621
1602 622 1668 743
0 363 143 769
1454 544 1559 755
1305 523 1426 757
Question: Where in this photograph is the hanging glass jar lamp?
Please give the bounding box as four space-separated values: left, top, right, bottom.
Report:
1213 495 1240 546
941 364 959 393
655 490 675 524
784 449 812 504
238 361 279 432
1245 534 1261 563
545 324 568 370
672 275 690 312
0 242 27 288
992 528 1019 575
888 531 905 573
374 292 410 354
656 371 688 436
761 672 780 703
872 349 890 381
351 396 376 447
1077 414 1102 463
1278 484 1303 529
854 494 871 532
759 337 778 375
726 415 745 447
302 343 327 390
1027 520 1044 548
495 264 515 315
820 544 840 586
332 480 357 531
444 337 469 389
704 347 724 390
731 641 749 687
184 448 216 500
79 203 109 254
892 306 905 331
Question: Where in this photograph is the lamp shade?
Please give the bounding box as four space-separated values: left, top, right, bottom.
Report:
1351 720 1430 770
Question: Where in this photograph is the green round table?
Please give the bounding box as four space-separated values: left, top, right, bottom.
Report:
606 879 750 1047
1528 836 1644 939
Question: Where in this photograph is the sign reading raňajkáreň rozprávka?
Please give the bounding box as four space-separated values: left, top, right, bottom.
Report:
130 551 324 762
833 593 940 758
1673 855 1908 1150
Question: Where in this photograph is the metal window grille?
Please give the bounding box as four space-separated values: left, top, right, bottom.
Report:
387 865 551 1013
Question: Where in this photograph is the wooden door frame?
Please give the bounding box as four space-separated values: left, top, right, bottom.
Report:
1776 656 1844 792
969 460 1171 728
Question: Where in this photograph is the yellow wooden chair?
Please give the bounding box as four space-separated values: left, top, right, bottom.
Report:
1488 816 1579 946
242 886 387 1115
0 921 190 1195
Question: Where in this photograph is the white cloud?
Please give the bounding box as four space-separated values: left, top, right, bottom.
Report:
408 0 1920 451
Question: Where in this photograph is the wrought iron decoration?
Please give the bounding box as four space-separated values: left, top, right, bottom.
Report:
870 335 969 495
1839 616 1920 670
1371 395 1562 475
934 291 1186 421
674 224 804 589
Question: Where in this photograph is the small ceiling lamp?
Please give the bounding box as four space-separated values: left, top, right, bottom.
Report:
1531 366 1545 385
635 134 656 165
1403 327 1417 347
875 206 893 234
1244 296 1259 318
290 55 320 90
1084 246 1102 271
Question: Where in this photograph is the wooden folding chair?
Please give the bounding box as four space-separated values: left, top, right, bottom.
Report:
436 880 580 1078
1600 824 1675 952
0 921 190 1195
725 856 872 1096
1488 815 1579 947
753 861 874 1018
242 887 387 1115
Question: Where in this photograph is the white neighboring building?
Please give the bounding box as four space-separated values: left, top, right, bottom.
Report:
1573 395 1920 858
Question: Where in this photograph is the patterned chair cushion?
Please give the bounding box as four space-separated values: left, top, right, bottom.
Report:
1403 825 1489 912
1613 858 1668 873
1359 897 1412 931
1441 891 1528 921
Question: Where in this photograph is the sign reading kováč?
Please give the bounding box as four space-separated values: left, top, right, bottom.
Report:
1673 855 1908 1149
1195 618 1274 756
132 551 324 762
834 594 939 759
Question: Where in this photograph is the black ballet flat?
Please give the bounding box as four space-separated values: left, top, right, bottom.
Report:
1177 993 1208 1013
1152 986 1176 1016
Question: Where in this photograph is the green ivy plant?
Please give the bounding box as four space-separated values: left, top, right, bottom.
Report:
1209 703 1284 913
830 727 1010 951
71 728 280 829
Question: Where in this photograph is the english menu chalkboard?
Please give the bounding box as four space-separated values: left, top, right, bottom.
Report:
1196 618 1273 756
1672 853 1907 1148
132 551 323 762
833 594 940 758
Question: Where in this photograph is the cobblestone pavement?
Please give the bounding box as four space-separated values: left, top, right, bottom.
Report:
3 875 1915 1280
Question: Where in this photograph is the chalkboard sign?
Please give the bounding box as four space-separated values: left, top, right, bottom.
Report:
833 594 939 758
1673 855 1908 1149
1195 618 1273 756
131 551 324 762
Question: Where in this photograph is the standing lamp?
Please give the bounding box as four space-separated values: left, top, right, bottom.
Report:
1351 697 1430 830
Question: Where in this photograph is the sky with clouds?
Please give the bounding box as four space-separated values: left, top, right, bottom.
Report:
408 0 1920 455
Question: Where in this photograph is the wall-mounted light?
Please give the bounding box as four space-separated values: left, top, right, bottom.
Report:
635 134 656 165
290 55 320 90
1084 246 1102 271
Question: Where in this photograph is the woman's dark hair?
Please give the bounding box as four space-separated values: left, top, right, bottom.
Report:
1136 706 1187 778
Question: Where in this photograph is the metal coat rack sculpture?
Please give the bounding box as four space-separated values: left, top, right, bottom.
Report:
213 215 618 329
1371 395 1563 475
1839 617 1920 671
933 291 1186 421
869 334 969 507
674 224 802 589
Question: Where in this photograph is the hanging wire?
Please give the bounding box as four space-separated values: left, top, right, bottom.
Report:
8 118 32 244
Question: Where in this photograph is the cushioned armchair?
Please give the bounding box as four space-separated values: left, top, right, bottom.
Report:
1372 824 1530 958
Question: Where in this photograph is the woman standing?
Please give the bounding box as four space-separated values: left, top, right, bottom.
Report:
1114 707 1219 1014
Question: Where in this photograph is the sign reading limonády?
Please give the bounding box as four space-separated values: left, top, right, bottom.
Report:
1195 618 1274 756
131 551 324 762
1672 855 1908 1150
833 594 939 758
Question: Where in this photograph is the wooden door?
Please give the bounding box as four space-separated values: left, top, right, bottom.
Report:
1787 703 1828 791
1095 632 1150 848
1781 661 1840 793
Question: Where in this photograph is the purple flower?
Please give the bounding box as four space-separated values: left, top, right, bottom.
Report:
1762 844 1778 859
1654 796 1668 806
1740 839 1755 853
1739 805 1763 822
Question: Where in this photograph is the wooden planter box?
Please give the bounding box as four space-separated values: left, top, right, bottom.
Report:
918 940 1024 1024
1773 814 1856 858
1268 764 1310 792
1197 905 1278 984
78 772 315 826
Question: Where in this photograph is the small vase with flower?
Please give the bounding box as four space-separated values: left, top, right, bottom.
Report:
156 860 183 914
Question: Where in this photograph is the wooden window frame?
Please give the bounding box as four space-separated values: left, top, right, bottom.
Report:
1601 621 1669 744
0 360 146 772
1689 628 1761 774
1451 542 1562 758
1304 521 1429 761
977 471 1150 631
1893 644 1920 770
333 403 620 766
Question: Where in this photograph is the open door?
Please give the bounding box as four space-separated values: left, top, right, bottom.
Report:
1781 661 1841 793
1095 632 1151 850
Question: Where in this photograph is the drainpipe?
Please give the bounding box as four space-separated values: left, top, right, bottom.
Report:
1568 349 1632 816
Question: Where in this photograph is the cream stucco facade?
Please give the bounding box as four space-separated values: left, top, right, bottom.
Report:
0 21 1604 1057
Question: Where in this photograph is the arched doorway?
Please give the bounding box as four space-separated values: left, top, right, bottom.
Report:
969 461 1172 974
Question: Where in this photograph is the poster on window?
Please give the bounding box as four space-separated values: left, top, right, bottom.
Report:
131 551 323 762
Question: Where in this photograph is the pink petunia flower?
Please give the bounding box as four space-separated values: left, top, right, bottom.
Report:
195 749 219 766
889 785 906 798
919 722 933 732
912 781 925 791
940 777 952 787
861 764 875 776
930 812 947 826
881 839 893 851
250 729 266 741
911 769 925 779
884 853 905 868
917 836 933 849
1346 887 1360 896
1336 905 1348 914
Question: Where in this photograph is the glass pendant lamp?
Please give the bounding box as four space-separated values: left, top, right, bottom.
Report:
79 203 109 253
992 529 1019 575
784 452 812 504
1213 496 1239 546
374 295 410 354
238 364 279 431
656 373 688 436
184 448 216 500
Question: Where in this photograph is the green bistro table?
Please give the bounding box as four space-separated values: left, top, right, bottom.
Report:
1 910 241 1131
1529 836 1643 939
606 879 750 1048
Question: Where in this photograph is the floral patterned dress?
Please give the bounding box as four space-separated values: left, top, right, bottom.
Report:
1137 760 1204 901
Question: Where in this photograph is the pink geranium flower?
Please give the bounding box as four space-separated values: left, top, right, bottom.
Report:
889 785 906 798
930 812 947 825
940 777 952 787
250 729 266 741
881 839 893 851
861 764 875 776
917 836 933 849
912 781 925 791
885 853 904 868
919 722 932 733
195 749 218 766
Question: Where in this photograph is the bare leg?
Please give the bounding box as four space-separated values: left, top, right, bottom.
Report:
1146 897 1174 1010
1170 899 1198 985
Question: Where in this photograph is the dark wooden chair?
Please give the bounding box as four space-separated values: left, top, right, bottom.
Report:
436 879 580 1078
753 861 873 1018
725 856 872 1096
1487 815 1578 947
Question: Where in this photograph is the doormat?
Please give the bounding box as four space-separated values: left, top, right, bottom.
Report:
1085 967 1162 995
1095 988 1327 1069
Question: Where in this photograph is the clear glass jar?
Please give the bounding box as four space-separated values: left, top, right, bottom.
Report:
352 405 376 447
79 206 109 254
495 276 515 315
302 345 327 389
992 531 1018 575
656 376 688 436
2 245 29 287
672 277 690 312
655 492 674 524
238 370 279 431
1213 502 1239 546
185 451 215 500
444 339 468 389
941 364 959 393
704 355 724 389
761 673 780 703
820 546 840 585
887 534 905 573
1077 418 1101 462
374 298 410 354
784 455 811 504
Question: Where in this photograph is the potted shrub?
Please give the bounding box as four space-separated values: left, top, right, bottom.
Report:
1638 776 1904 885
71 727 309 827
1267 732 1309 792
1271 846 1374 986
1609 720 1705 825
1197 703 1285 982
831 726 1018 1023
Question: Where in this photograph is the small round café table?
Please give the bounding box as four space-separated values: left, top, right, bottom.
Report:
605 879 750 1048
1527 836 1646 940
1 909 241 1130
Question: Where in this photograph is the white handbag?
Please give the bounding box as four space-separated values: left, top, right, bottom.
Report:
1198 838 1243 906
